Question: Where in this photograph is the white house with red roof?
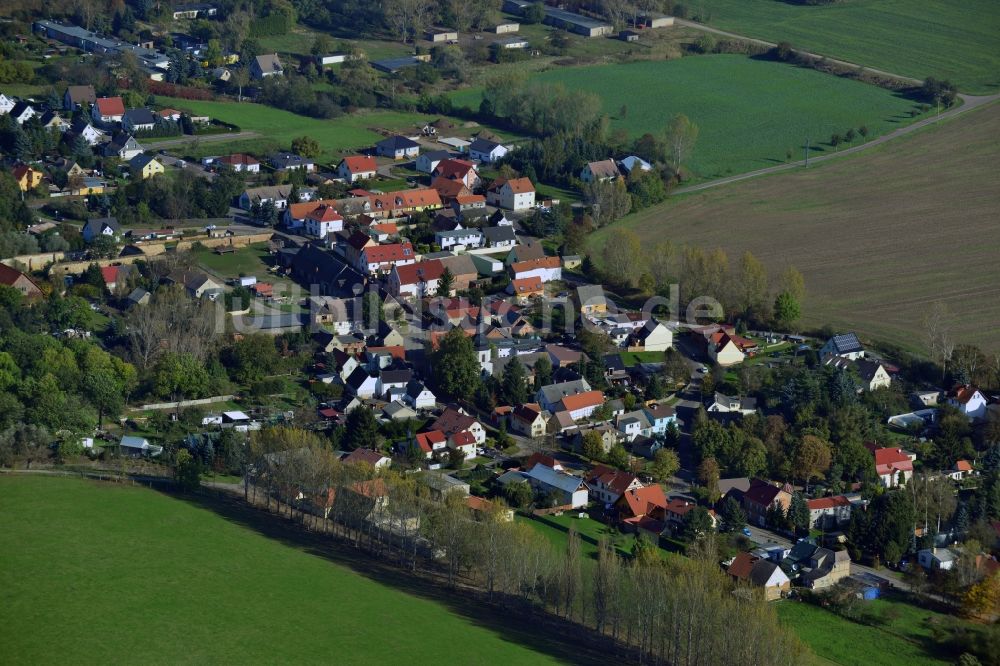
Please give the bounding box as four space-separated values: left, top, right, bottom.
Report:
217 153 260 173
948 460 974 481
586 465 642 505
509 256 561 283
448 430 478 457
414 430 448 459
336 155 377 182
388 259 445 298
356 241 416 275
92 96 125 124
486 176 535 211
707 330 747 366
431 406 486 445
806 495 855 529
432 158 480 189
946 384 987 420
867 444 915 488
555 390 605 421
304 205 344 239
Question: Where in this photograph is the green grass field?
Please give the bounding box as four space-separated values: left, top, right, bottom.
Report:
151 96 433 161
0 475 567 664
191 242 273 279
454 55 927 180
775 600 948 666
689 0 1000 93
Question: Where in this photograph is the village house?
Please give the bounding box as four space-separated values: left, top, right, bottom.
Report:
949 460 975 481
482 225 517 249
416 149 450 174
486 176 536 211
432 406 487 445
707 330 747 366
510 256 561 283
376 135 420 159
918 547 957 571
0 264 42 298
433 158 481 189
270 152 315 172
12 165 43 192
217 153 260 173
615 484 668 535
251 53 283 78
726 552 790 601
92 96 125 124
736 479 793 527
341 448 391 469
304 205 344 239
586 465 642 505
946 384 988 420
509 403 549 438
336 155 377 182
9 101 36 125
499 464 589 509
508 276 544 300
307 295 359 333
855 358 892 391
580 159 620 183
435 228 484 251
129 154 164 180
388 259 445 298
806 495 855 529
707 392 757 416
536 379 591 413
81 216 121 242
103 133 144 160
414 430 448 459
820 332 865 361
122 108 156 133
64 84 96 110
555 390 605 421
868 444 915 487
238 185 298 211
469 137 508 163
619 155 652 177
627 319 672 352
404 380 436 410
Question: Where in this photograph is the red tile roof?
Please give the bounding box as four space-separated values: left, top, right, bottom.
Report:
807 495 851 511
451 431 476 446
510 276 543 294
307 204 343 223
434 158 477 180
431 177 471 199
342 448 388 466
489 176 534 194
218 153 259 166
362 242 414 265
872 447 913 476
95 97 125 117
415 430 446 453
727 552 757 580
394 259 444 286
511 257 560 274
586 465 639 495
287 199 340 220
558 390 604 413
617 485 667 519
100 266 119 285
955 460 973 472
340 155 376 173
947 384 982 404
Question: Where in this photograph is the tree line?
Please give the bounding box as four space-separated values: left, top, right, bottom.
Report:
225 425 807 665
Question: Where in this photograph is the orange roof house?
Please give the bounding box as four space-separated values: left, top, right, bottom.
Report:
508 276 544 298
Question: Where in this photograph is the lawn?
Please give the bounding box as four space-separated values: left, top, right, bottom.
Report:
454 55 928 180
775 600 949 666
0 474 568 664
619 351 665 367
191 242 273 279
151 96 434 161
689 0 1000 93
588 100 1000 353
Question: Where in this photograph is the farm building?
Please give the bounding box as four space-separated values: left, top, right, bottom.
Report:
427 29 458 42
492 22 520 34
503 0 613 37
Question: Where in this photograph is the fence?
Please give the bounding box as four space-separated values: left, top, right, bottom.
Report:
135 395 236 411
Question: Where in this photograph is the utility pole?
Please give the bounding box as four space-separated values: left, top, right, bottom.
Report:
804 138 810 168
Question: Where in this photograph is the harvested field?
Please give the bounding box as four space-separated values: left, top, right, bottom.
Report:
588 102 1000 353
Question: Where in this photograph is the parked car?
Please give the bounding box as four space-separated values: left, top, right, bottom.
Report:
742 527 753 538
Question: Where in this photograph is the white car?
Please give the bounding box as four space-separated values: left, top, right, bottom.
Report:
696 366 708 374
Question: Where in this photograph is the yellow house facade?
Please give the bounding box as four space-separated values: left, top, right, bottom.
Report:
131 156 165 180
